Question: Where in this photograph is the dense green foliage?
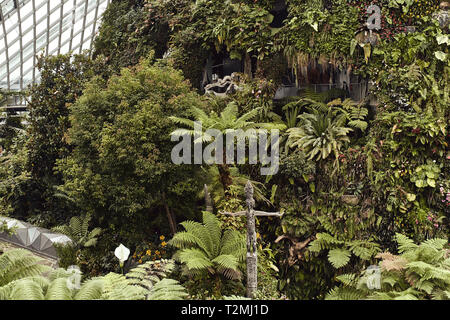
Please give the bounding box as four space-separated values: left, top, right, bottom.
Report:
0 54 109 226
0 0 448 300
54 57 206 261
0 249 186 300
327 234 450 300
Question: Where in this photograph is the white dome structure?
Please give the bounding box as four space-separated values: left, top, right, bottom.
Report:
0 216 72 259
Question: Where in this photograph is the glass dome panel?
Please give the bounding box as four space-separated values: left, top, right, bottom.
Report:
0 0 111 91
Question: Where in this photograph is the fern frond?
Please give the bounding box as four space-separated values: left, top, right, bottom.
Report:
9 279 45 300
328 248 351 269
147 279 188 300
74 279 104 300
336 274 358 286
178 248 213 271
395 233 418 253
325 286 365 300
45 277 73 300
222 295 251 300
0 249 51 286
202 211 222 257
212 254 239 271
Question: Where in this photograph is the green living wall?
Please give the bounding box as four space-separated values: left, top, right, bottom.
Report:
0 0 448 299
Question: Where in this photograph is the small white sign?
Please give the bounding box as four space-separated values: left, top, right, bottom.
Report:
366 265 381 290
66 265 82 290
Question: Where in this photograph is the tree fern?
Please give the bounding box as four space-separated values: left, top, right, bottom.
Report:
326 234 450 300
170 102 285 191
0 262 187 300
147 278 188 300
328 249 352 269
52 213 101 248
0 249 51 286
169 211 246 280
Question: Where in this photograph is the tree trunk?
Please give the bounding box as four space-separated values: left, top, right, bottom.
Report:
218 147 233 193
244 52 252 79
315 161 323 194
218 164 233 193
204 184 213 213
162 192 177 235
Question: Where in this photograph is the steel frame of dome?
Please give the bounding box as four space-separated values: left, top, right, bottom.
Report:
0 0 111 91
0 216 72 259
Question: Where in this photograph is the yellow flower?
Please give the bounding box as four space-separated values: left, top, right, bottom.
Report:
159 235 165 241
138 259 142 264
146 249 151 255
161 241 167 247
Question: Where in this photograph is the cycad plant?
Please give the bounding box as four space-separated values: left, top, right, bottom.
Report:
287 107 353 162
287 103 353 187
168 211 246 297
170 101 285 191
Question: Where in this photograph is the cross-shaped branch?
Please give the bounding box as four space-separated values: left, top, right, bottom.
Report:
221 180 283 298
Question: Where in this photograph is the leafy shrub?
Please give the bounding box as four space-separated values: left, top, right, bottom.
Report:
57 56 205 245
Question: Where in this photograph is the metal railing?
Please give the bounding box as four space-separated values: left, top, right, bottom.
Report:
0 93 27 111
274 82 371 103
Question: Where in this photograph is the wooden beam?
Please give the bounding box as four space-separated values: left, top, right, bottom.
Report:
221 210 283 217
220 211 246 217
254 211 283 217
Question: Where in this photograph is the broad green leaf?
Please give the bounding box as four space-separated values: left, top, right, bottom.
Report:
350 39 357 56
434 51 447 61
436 34 449 45
328 249 351 269
415 180 425 188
